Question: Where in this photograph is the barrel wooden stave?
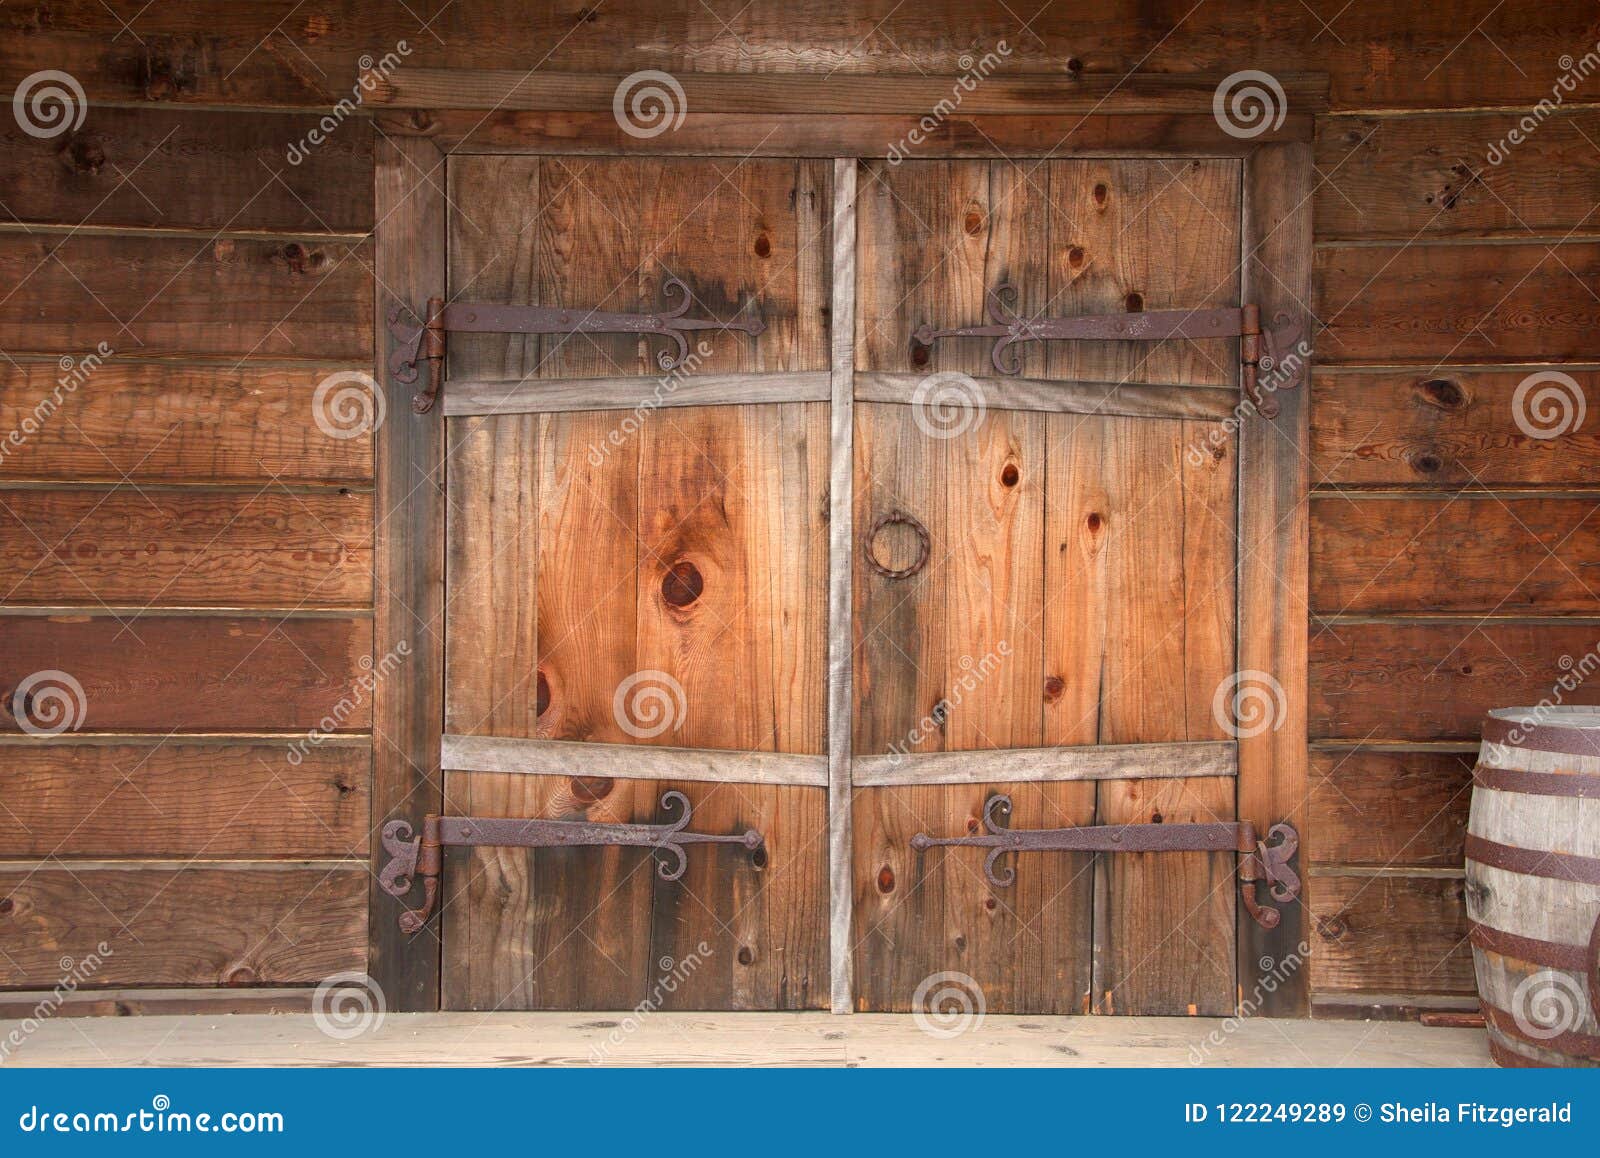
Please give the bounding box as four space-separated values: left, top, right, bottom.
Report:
1466 710 1600 1068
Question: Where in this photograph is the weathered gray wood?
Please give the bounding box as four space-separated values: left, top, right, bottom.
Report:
855 372 1238 420
443 371 831 416
827 158 857 1016
1237 141 1313 1017
854 740 1237 787
440 734 827 787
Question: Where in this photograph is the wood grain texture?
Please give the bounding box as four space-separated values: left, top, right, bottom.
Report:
0 867 366 987
856 741 1237 786
441 734 827 785
1311 366 1600 486
0 106 373 233
369 132 445 1012
1316 112 1600 240
0 614 372 731
0 233 372 359
1236 142 1313 1015
1311 495 1600 614
0 739 370 858
1310 620 1600 740
0 362 374 485
1310 874 1475 994
1316 242 1600 365
855 372 1239 420
0 488 372 608
4 0 1576 110
1309 749 1473 869
444 371 831 416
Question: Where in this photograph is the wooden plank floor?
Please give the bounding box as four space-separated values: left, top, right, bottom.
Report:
0 1012 1489 1067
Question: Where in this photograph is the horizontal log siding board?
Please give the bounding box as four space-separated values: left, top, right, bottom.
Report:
0 107 372 233
1310 495 1600 614
0 489 372 608
0 740 370 857
1315 112 1600 240
420 111 1310 158
1315 241 1600 364
0 0 1579 110
1309 620 1600 740
0 234 372 360
0 987 317 1018
0 615 373 732
0 867 366 987
1309 749 1473 868
0 362 374 484
374 69 1330 114
853 740 1238 786
443 372 831 416
1310 366 1600 486
1309 874 1476 994
853 372 1239 420
440 734 829 787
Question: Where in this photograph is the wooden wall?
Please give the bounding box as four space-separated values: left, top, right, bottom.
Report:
3 0 1597 1017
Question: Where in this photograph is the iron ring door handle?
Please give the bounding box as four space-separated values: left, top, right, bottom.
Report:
864 510 930 580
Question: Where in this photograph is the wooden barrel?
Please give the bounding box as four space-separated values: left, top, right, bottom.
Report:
1466 707 1600 1067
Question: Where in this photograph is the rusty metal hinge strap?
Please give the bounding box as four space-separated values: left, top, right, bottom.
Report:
379 791 762 934
912 284 1309 417
910 795 1301 929
386 275 766 413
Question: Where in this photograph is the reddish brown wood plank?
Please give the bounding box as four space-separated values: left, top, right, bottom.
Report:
1309 874 1475 994
0 488 372 608
0 233 372 359
1316 112 1600 240
0 362 374 484
0 614 372 731
0 740 370 857
1316 242 1600 364
1312 496 1600 614
1309 749 1473 868
1310 620 1600 740
0 107 373 232
0 868 366 987
1311 367 1600 486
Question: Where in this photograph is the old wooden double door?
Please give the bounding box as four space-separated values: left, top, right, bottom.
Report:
439 154 1248 1015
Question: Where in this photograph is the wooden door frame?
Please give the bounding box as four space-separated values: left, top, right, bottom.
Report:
369 72 1322 1015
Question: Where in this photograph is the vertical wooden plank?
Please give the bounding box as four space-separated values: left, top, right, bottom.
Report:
446 155 542 379
370 131 446 1012
1238 142 1313 1016
828 157 857 1013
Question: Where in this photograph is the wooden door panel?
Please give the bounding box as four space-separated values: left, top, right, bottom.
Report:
852 158 1242 1016
441 156 831 1011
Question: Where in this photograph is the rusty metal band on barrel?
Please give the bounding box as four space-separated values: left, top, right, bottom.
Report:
1480 1000 1600 1060
1480 716 1600 757
1473 763 1600 798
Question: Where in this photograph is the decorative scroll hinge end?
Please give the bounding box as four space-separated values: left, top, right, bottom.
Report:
386 297 445 415
1237 821 1302 930
379 814 441 935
